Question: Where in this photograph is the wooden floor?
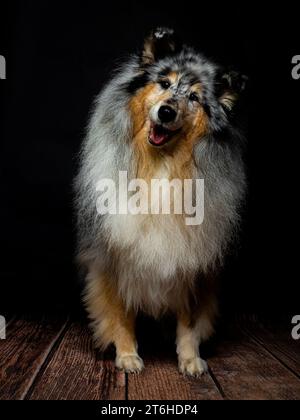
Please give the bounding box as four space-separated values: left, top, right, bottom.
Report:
0 314 299 400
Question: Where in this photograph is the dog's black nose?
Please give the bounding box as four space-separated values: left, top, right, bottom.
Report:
158 105 177 123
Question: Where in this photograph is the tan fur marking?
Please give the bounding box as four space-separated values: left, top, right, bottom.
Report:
167 71 179 84
84 270 137 355
220 92 238 110
129 83 169 181
129 83 208 183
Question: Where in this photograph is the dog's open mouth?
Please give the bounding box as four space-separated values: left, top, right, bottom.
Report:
149 123 180 147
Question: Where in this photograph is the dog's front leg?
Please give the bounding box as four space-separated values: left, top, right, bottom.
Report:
84 270 144 373
176 310 215 377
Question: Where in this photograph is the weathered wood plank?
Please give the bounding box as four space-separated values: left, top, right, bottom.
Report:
27 322 126 400
2 315 299 400
127 354 223 400
208 328 300 400
0 315 67 400
243 322 300 377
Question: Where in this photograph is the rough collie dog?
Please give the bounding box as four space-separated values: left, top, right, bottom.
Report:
75 28 246 377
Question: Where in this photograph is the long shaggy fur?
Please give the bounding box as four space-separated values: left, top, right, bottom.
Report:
74 29 246 368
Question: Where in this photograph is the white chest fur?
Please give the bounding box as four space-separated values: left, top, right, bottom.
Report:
103 166 204 316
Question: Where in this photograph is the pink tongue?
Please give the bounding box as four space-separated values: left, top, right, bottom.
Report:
150 125 169 145
151 132 167 145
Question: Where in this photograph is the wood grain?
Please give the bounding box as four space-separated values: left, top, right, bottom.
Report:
27 322 126 400
0 315 67 400
243 322 300 377
1 316 300 400
208 328 300 400
127 354 223 400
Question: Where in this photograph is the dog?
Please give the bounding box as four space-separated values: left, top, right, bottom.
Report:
74 28 247 377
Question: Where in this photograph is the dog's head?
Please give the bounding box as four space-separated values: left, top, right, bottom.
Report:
127 28 247 149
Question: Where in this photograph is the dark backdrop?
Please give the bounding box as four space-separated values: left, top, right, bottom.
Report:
0 1 299 317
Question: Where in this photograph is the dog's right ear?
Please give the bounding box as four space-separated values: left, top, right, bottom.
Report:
141 27 179 66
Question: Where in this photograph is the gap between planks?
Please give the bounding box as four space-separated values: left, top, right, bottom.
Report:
242 324 300 380
23 319 71 400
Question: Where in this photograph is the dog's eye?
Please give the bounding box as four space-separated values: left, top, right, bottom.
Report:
159 80 171 90
189 92 199 102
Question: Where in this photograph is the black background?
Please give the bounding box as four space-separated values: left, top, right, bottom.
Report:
0 1 299 317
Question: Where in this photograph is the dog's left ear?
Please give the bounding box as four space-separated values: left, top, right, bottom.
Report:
217 70 248 111
141 27 179 66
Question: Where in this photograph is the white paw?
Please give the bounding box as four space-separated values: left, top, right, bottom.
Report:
115 354 144 374
179 357 208 378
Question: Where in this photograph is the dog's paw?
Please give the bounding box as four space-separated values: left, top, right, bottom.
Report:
115 354 144 374
178 357 208 378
